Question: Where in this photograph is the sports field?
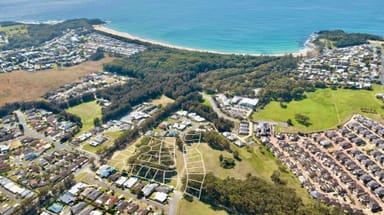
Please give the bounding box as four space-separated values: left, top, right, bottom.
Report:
253 85 384 132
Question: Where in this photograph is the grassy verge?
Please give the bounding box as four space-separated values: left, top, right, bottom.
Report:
253 85 384 132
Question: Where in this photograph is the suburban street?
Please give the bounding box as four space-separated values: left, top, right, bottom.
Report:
169 191 182 215
15 110 98 159
15 109 185 214
76 167 168 211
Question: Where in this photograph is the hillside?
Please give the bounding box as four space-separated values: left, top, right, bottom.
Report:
0 18 104 50
314 29 384 48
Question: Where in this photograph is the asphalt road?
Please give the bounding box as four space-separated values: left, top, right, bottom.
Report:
201 93 239 124
168 191 182 215
77 167 168 211
15 110 98 159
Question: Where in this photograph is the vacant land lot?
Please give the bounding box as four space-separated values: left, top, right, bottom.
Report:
108 137 143 170
150 95 174 106
196 143 254 180
238 144 312 204
0 57 115 106
66 101 102 133
194 142 312 206
253 85 384 132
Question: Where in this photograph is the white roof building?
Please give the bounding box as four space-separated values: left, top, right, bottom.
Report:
124 177 138 189
68 182 88 196
115 176 128 187
89 210 103 215
238 98 259 108
154 192 168 203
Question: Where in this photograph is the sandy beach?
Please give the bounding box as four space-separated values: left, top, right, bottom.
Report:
93 25 316 57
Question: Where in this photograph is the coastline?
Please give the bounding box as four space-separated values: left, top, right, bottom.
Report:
93 25 317 57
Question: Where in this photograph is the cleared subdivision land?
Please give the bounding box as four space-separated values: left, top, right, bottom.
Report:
150 95 175 106
253 85 384 133
0 57 115 106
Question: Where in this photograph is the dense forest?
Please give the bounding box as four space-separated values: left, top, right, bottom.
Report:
314 30 384 48
202 131 232 151
199 173 345 215
0 18 104 50
101 44 313 118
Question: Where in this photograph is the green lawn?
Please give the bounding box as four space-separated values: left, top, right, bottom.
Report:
202 98 211 107
178 199 228 215
66 101 102 134
253 85 384 132
201 93 212 107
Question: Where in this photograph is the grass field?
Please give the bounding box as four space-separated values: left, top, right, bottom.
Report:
237 144 312 204
253 85 384 132
0 57 115 106
178 199 228 215
150 95 175 106
197 143 255 180
195 142 312 206
66 101 102 134
0 24 28 36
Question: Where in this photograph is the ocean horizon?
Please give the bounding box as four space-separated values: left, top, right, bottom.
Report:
0 0 383 54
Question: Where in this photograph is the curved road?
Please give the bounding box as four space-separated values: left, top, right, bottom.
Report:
201 93 239 124
15 110 98 159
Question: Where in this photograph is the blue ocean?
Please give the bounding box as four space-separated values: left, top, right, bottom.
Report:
0 0 383 54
